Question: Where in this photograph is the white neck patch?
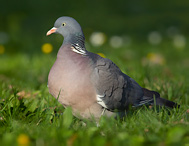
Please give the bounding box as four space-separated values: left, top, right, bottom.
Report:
71 43 86 55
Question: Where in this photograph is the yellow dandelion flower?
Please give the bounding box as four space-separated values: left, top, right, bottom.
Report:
97 53 106 58
147 53 165 65
17 134 30 146
147 53 156 59
42 43 53 54
0 45 5 54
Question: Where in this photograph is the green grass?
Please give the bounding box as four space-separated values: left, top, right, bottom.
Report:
0 40 189 146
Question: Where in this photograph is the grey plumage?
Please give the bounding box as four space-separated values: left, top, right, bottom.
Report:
46 16 179 120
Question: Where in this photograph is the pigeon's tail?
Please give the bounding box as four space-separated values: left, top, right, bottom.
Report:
142 88 179 108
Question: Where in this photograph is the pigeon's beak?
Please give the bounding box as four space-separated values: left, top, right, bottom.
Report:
46 27 57 36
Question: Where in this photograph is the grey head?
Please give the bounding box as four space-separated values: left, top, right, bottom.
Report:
47 16 85 43
47 16 86 51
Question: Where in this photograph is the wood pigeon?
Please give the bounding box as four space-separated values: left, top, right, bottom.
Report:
46 16 179 120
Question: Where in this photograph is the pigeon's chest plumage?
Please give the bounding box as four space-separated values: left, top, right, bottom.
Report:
48 46 96 110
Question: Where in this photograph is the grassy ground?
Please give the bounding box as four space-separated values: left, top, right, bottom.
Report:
0 39 189 146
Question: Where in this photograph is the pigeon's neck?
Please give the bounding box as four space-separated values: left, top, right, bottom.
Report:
63 33 87 55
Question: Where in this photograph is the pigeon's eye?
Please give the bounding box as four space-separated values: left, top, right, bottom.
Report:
62 23 66 26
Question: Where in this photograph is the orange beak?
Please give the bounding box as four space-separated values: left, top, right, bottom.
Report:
46 27 57 36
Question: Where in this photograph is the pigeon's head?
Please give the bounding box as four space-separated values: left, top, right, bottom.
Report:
46 16 83 38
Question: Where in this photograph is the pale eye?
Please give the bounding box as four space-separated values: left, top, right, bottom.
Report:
62 23 66 26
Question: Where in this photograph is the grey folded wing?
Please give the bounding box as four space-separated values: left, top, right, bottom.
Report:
89 53 145 111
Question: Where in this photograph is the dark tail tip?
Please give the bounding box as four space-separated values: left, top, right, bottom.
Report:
142 88 180 108
155 97 180 108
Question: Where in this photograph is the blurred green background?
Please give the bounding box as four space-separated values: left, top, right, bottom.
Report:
1 0 189 54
